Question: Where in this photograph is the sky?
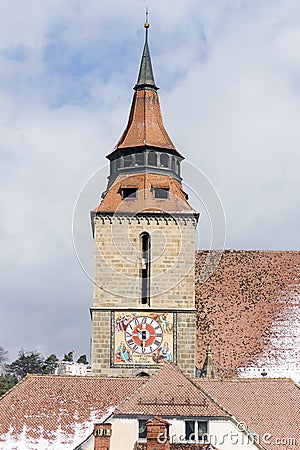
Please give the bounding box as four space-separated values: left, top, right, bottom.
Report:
1 0 300 362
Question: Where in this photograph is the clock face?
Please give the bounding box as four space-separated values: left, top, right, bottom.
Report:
125 316 163 354
111 311 176 368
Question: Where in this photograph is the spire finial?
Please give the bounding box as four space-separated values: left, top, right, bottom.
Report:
134 9 158 91
144 7 150 42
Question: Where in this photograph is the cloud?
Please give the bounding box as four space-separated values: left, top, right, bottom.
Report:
0 0 299 359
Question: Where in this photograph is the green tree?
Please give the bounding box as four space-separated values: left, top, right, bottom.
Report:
0 346 8 374
8 349 44 381
43 354 59 374
76 354 88 364
0 374 17 397
62 351 74 362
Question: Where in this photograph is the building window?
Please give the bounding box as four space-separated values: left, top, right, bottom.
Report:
160 153 169 168
135 153 144 166
138 419 147 439
185 421 208 442
141 232 151 305
197 421 208 442
171 156 175 171
124 154 133 167
153 187 169 199
121 188 138 199
148 151 157 166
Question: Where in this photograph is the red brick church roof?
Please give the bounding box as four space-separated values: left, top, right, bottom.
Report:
195 250 300 379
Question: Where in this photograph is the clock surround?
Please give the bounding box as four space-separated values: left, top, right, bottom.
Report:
111 311 177 368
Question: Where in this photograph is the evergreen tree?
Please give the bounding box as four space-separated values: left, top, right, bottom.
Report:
76 354 88 364
8 349 44 381
43 354 59 374
0 374 17 397
62 351 74 362
0 346 8 374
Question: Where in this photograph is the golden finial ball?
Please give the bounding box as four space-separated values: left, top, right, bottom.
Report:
144 22 150 29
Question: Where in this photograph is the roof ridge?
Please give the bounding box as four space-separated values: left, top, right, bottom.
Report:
114 363 229 417
113 365 162 414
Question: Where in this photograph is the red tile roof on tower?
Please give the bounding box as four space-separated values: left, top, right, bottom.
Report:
195 378 300 450
93 173 196 214
195 250 300 380
114 363 229 418
113 88 180 154
107 23 183 160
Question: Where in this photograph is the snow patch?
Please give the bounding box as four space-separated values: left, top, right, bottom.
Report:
0 407 114 450
238 293 300 383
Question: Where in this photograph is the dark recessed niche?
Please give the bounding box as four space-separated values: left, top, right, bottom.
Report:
153 187 169 199
121 188 138 199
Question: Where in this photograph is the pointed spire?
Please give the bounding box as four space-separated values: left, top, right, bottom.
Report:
107 16 183 161
134 13 158 91
199 344 217 379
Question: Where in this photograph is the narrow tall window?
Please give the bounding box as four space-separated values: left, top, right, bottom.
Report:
141 232 151 305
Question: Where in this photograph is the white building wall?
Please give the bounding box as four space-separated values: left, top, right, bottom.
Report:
108 417 259 450
110 417 137 450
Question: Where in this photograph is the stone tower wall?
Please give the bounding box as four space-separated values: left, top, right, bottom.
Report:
91 214 197 377
93 215 196 309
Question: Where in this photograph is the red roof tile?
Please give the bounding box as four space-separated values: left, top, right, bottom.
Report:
0 375 145 446
195 250 300 378
195 378 300 450
93 173 196 214
111 89 182 157
114 363 229 418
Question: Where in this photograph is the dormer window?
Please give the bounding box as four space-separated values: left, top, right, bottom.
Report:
153 187 169 199
121 188 138 199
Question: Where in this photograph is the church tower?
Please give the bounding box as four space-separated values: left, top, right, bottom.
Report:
90 21 199 377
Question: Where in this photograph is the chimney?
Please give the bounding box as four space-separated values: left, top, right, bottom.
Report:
146 417 170 450
94 423 112 450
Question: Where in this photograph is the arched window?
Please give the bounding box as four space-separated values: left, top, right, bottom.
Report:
140 232 151 305
116 158 121 170
148 151 157 166
176 160 180 175
160 153 169 168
